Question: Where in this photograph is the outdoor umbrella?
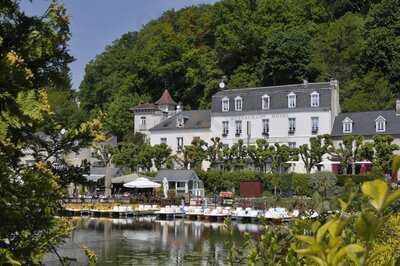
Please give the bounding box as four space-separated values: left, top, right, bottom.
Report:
355 160 372 164
123 177 161 189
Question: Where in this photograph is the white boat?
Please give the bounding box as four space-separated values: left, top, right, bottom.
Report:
155 205 185 219
264 207 299 221
232 207 260 221
185 206 204 219
204 207 230 220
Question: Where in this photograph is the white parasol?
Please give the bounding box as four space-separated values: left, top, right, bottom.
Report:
123 177 161 189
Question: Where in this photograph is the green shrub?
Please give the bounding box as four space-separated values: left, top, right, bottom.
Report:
309 171 337 198
292 173 310 196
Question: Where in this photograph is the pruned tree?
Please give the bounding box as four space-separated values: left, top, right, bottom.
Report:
329 135 364 175
207 137 224 168
298 134 332 173
247 138 271 172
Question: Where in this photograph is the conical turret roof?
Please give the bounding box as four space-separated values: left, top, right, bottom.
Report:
155 89 177 105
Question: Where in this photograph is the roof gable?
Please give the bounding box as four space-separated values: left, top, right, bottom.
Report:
332 110 400 137
155 89 177 105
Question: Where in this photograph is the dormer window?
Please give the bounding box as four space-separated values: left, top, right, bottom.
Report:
177 115 184 128
235 96 242 111
342 117 353 133
288 92 296 108
262 94 270 110
222 97 229 112
375 116 386 132
311 91 320 107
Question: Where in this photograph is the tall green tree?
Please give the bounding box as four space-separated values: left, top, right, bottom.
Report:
152 143 173 170
181 137 208 170
103 89 150 140
0 1 101 264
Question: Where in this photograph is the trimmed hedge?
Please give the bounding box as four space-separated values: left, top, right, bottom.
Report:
197 169 378 197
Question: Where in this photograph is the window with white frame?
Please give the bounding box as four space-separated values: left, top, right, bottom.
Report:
140 116 146 130
161 138 167 144
288 117 296 134
262 94 270 110
288 142 296 149
177 137 184 151
342 117 353 133
176 115 184 128
235 96 243 111
288 92 296 108
311 117 319 134
311 91 320 107
222 97 229 112
375 116 386 132
262 119 269 135
235 120 242 136
222 121 229 136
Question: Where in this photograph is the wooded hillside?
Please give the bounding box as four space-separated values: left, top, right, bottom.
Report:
79 0 400 118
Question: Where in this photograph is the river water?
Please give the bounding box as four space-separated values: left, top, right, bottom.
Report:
44 217 263 265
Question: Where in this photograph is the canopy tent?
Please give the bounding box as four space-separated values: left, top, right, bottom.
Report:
123 177 161 189
111 173 150 184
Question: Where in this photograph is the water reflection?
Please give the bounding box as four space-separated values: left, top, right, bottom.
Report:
44 217 262 265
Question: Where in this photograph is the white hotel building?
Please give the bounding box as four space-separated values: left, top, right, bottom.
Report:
132 80 340 171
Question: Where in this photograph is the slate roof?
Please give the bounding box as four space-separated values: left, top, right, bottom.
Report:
149 110 211 131
212 82 333 113
331 110 400 137
153 169 200 182
155 89 177 105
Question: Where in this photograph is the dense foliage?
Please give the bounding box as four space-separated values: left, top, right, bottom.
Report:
80 0 400 140
224 179 400 265
0 1 101 264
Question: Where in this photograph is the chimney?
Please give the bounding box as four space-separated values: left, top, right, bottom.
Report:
303 79 308 86
396 98 400 116
176 102 182 113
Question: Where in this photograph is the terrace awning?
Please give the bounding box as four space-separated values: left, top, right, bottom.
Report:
123 178 161 189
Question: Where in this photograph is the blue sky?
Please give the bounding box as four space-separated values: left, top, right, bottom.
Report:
21 0 218 89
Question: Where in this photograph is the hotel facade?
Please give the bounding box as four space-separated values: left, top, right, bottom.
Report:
132 80 400 173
